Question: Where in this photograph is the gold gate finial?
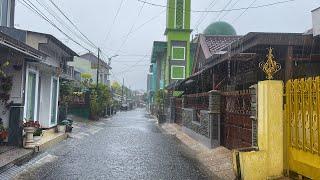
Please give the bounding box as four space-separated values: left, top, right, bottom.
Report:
259 47 281 80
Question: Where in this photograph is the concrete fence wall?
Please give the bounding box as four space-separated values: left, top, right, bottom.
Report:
180 90 221 148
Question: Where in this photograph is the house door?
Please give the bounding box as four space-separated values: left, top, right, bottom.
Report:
50 77 59 125
25 70 38 121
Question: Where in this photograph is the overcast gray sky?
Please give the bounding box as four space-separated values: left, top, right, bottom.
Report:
15 0 320 90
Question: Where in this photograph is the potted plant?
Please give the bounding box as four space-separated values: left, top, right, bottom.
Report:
23 120 40 149
33 128 43 142
57 121 68 133
0 76 13 108
0 119 8 143
62 119 73 133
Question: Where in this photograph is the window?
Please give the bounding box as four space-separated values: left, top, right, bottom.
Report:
175 0 184 29
172 46 185 60
24 69 39 121
171 66 185 79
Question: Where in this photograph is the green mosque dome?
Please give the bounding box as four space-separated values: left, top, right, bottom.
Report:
203 21 237 36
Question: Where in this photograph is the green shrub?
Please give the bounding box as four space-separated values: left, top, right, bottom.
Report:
33 128 42 136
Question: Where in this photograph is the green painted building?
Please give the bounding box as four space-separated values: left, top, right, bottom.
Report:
165 0 192 86
147 0 192 108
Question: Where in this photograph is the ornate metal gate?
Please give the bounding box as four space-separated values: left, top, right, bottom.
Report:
285 77 320 179
221 90 254 149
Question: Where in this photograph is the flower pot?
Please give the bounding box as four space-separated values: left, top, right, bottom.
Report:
33 136 41 142
57 125 66 133
24 127 36 149
0 131 8 140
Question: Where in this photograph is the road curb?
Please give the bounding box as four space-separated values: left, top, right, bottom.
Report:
0 149 35 174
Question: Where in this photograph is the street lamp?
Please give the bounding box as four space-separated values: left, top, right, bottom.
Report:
108 54 119 66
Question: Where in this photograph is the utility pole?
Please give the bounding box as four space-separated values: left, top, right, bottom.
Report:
96 48 100 88
121 78 124 102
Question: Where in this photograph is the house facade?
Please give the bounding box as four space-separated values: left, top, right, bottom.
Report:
172 29 320 150
0 31 46 146
69 53 111 86
0 27 78 130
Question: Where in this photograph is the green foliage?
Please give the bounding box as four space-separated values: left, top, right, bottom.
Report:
111 81 121 94
58 120 70 126
155 90 167 114
90 83 112 119
81 73 93 88
59 80 74 107
111 81 134 99
90 90 99 119
33 128 42 136
81 73 92 79
0 61 9 78
155 89 166 106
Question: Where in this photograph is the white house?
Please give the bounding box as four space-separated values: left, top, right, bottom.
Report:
312 7 320 37
0 30 46 146
0 27 78 129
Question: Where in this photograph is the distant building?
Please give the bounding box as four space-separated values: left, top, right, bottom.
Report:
69 53 111 86
312 7 320 36
0 0 15 27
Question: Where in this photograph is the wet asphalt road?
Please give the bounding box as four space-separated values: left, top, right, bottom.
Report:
15 109 210 180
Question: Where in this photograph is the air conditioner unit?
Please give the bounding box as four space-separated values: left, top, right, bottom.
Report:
312 7 320 36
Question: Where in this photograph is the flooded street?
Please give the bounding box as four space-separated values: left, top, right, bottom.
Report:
14 109 209 180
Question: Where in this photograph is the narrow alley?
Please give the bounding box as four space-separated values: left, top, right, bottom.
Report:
9 109 210 180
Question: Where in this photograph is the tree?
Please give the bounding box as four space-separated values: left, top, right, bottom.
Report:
90 83 112 119
59 80 75 118
81 73 93 89
111 81 122 95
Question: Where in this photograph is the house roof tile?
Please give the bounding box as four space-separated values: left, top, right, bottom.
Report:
203 35 241 54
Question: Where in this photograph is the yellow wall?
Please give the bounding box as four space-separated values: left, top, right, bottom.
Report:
236 80 284 179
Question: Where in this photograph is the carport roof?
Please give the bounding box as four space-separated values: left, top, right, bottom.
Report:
0 31 46 61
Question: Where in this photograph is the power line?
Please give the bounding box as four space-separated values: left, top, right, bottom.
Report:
215 0 234 21
115 2 145 54
193 0 219 33
119 9 166 40
117 54 151 57
33 0 96 51
103 0 126 45
101 9 164 58
18 0 91 52
219 0 242 20
47 0 97 49
138 0 296 13
232 0 258 23
113 54 149 75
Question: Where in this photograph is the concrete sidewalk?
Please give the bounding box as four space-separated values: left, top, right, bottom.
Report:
160 123 236 180
35 128 68 152
0 147 33 173
0 128 68 173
